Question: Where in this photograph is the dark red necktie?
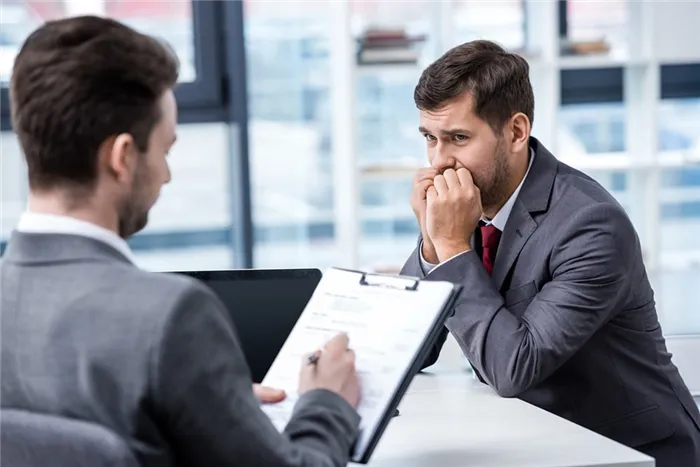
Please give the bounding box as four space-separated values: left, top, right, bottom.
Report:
480 224 501 275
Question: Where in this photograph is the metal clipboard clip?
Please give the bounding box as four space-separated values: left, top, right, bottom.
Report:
358 272 419 291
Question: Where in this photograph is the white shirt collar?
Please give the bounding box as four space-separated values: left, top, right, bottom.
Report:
483 147 535 231
16 212 136 264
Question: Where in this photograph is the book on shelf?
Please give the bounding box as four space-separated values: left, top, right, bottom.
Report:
357 48 420 65
560 38 611 56
356 26 426 66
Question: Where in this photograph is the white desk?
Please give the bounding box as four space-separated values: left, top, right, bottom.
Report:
366 370 654 467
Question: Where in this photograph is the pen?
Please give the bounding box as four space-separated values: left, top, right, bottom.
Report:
307 350 321 365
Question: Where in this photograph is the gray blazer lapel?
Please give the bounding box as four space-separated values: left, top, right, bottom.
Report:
491 137 558 290
491 200 537 289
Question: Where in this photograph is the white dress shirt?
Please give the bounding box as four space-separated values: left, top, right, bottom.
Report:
420 148 535 274
16 212 136 264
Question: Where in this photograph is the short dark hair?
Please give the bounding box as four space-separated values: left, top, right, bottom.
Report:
414 40 534 131
10 15 179 191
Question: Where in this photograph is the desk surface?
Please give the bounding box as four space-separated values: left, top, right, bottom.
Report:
366 371 654 467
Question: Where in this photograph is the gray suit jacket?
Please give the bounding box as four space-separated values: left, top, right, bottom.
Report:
402 137 700 467
1 232 360 467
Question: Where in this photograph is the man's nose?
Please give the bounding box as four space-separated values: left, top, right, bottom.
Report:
430 146 457 173
164 164 172 185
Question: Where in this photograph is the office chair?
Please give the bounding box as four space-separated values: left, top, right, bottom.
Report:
1 409 138 467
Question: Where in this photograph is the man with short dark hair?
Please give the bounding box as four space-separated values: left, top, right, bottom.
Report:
402 39 700 466
1 16 360 467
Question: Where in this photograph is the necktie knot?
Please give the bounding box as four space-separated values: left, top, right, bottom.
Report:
479 224 501 276
480 224 501 250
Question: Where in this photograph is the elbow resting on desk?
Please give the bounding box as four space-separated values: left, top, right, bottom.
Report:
450 319 546 399
489 318 551 398
486 346 540 399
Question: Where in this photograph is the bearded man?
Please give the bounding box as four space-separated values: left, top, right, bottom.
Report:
1 15 360 467
401 39 700 467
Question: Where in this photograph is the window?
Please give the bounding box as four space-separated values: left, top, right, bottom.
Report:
1 121 237 271
0 0 227 130
552 1 700 389
244 0 339 269
656 98 700 335
451 0 525 51
105 1 197 82
0 0 195 84
556 93 700 338
0 1 251 270
558 102 626 155
0 1 49 85
652 66 700 336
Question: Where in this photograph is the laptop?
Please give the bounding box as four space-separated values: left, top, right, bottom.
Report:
174 268 322 382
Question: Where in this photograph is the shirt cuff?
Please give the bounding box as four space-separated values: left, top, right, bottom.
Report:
419 240 471 275
419 240 437 275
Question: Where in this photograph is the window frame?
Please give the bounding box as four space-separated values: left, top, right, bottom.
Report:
0 0 229 129
0 0 254 267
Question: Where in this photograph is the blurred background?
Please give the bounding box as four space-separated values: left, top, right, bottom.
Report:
1 0 699 391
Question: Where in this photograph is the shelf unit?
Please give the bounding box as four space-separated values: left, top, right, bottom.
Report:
332 0 700 268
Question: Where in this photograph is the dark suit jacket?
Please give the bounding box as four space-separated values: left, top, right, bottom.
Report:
401 137 700 467
1 232 360 467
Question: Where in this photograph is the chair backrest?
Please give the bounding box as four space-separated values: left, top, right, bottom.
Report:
1 409 138 467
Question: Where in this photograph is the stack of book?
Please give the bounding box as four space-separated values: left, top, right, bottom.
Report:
560 38 611 56
356 27 426 66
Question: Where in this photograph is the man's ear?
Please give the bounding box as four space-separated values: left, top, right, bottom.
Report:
102 133 138 184
506 112 531 153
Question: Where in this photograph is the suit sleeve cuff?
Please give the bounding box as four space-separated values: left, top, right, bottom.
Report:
287 389 360 452
421 241 472 275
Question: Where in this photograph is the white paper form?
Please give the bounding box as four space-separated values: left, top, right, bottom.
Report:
260 268 456 461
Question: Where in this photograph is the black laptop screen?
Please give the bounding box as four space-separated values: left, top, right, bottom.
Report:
175 269 322 382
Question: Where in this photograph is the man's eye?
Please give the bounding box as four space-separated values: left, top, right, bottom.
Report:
423 134 436 141
454 134 468 142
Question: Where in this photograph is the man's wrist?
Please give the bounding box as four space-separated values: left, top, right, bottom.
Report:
421 239 439 264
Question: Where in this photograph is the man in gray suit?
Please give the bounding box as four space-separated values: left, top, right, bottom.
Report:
401 40 700 466
1 16 361 467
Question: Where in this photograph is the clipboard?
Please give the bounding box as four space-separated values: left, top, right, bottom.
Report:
349 270 461 463
260 267 462 464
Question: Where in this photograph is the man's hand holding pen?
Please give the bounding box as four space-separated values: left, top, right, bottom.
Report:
298 333 360 408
